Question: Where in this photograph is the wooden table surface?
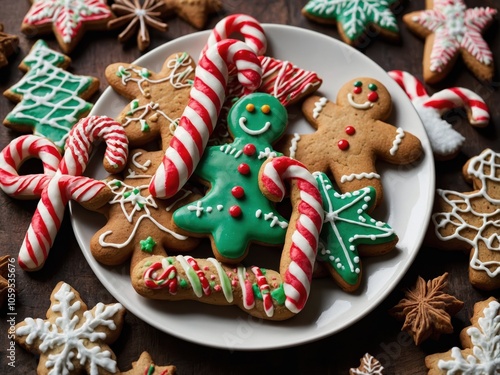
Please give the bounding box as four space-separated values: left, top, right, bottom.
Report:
1 1 499 374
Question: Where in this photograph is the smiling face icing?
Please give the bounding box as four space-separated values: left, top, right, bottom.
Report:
337 78 392 118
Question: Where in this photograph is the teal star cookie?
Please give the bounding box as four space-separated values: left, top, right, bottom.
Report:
302 0 400 46
314 172 398 292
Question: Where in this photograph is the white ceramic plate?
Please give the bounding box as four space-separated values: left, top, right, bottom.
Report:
70 24 434 350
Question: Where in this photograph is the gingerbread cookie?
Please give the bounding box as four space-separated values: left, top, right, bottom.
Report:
279 77 423 208
314 172 398 292
389 273 464 345
105 52 195 148
431 148 500 290
164 0 221 29
389 70 490 160
302 0 400 46
90 146 201 271
0 24 19 68
425 297 500 374
172 93 289 264
350 353 384 375
14 281 125 375
121 352 176 375
21 0 115 54
132 155 323 320
403 0 497 83
3 40 99 151
108 0 168 51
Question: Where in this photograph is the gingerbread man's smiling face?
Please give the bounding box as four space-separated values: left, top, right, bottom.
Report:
336 77 392 120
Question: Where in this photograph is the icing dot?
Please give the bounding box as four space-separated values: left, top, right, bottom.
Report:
368 83 378 91
231 186 245 199
353 86 362 95
229 205 242 218
243 143 256 156
246 103 255 112
345 126 356 135
261 104 271 114
237 163 250 175
338 139 349 150
367 91 378 102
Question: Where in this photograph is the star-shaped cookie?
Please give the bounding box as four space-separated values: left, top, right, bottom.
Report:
121 352 176 374
302 0 400 46
164 0 221 29
0 24 19 68
21 0 115 53
403 0 497 83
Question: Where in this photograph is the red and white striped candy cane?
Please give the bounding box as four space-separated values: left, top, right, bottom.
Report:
199 14 267 59
149 39 262 199
388 70 428 101
0 135 61 199
260 156 323 314
18 116 129 270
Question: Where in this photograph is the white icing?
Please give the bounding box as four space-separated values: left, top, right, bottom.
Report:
288 133 301 159
238 117 271 135
389 127 405 155
312 97 328 119
347 93 374 110
340 172 381 183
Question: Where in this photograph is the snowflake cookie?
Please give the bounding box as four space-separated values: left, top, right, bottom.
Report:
302 0 400 47
21 0 115 54
14 281 125 375
350 353 384 375
425 297 500 374
431 148 500 290
403 0 497 83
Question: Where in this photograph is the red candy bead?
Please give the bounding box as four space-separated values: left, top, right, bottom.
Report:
231 186 245 199
353 86 362 94
345 126 356 135
229 205 242 218
338 139 349 150
367 91 378 102
237 163 250 175
243 144 256 156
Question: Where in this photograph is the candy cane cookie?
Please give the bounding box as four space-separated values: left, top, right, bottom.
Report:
18 116 129 270
0 135 61 199
389 70 490 160
132 156 322 319
149 39 262 199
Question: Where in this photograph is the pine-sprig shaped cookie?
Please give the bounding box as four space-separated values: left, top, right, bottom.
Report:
425 297 500 374
431 148 500 290
403 0 497 83
3 40 99 151
14 281 125 375
279 77 423 208
105 52 195 148
302 0 400 46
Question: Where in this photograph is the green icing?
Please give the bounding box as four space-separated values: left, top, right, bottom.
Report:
314 172 396 286
5 40 95 150
173 93 289 260
303 0 399 41
252 281 286 305
139 236 156 253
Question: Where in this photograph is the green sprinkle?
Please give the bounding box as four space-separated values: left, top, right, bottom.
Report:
140 236 156 253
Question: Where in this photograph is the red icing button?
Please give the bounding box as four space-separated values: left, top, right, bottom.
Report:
231 186 245 199
338 139 349 150
243 144 256 156
237 163 250 175
345 126 356 135
367 91 378 102
229 205 242 218
353 86 362 94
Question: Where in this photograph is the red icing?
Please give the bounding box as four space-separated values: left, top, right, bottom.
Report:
231 186 245 199
345 126 356 135
353 86 362 94
229 205 242 217
237 163 250 175
243 143 256 156
367 91 378 102
338 139 349 150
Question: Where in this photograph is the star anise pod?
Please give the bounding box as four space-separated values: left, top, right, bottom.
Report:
389 273 464 345
109 0 168 51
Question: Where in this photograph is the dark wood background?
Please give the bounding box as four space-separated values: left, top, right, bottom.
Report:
1 1 499 374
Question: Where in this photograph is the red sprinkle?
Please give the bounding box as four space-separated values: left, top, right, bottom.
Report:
353 86 362 94
229 205 242 217
237 163 250 175
243 143 256 156
338 139 349 150
345 126 356 135
367 91 379 102
231 186 245 199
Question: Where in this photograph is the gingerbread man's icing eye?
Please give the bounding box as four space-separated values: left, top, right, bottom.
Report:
368 83 377 91
261 104 271 114
353 81 363 94
246 103 255 112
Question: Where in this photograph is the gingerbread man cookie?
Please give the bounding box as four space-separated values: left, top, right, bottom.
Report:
431 148 500 290
105 52 196 149
279 77 423 207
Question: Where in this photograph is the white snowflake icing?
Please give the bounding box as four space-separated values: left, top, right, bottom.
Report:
16 283 123 375
438 300 500 374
